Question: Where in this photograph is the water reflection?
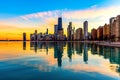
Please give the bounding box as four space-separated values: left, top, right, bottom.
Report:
23 42 26 50
91 44 120 74
83 43 88 64
27 41 120 74
54 42 64 67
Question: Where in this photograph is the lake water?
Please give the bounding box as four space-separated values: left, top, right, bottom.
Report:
0 42 120 80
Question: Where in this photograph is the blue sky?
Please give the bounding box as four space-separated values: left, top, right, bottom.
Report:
0 0 118 18
1 0 120 40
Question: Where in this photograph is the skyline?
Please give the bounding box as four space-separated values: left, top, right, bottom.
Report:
1 0 120 40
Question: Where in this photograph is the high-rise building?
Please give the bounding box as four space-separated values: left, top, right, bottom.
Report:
57 30 64 40
30 34 33 41
54 25 58 34
35 30 37 34
57 17 64 41
76 28 83 41
83 21 88 40
54 25 58 40
46 28 48 35
23 32 26 41
73 32 76 40
58 17 63 30
103 24 110 40
34 30 37 41
109 15 120 42
72 27 75 40
115 15 120 41
110 17 115 39
91 28 97 40
97 26 103 40
67 22 72 41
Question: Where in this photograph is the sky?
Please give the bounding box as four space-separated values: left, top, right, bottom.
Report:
0 0 120 40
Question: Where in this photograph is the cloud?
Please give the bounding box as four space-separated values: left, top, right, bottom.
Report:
1 5 120 40
1 5 120 32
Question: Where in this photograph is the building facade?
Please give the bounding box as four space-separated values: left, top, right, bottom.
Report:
67 22 72 41
83 21 88 40
23 32 26 41
97 26 103 40
91 28 97 40
103 24 110 40
76 28 83 41
58 17 63 30
110 15 120 42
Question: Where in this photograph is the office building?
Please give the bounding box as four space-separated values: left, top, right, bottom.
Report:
57 17 64 40
46 28 48 35
54 25 58 34
109 15 120 42
91 28 97 40
76 28 83 41
67 22 72 41
83 21 88 40
23 32 26 41
103 24 110 40
34 30 38 41
115 15 120 41
110 17 115 39
58 17 63 30
72 27 75 40
97 26 103 40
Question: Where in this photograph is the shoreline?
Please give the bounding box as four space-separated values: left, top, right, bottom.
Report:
0 40 120 48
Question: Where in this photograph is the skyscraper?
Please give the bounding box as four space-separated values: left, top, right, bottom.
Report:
54 25 58 40
54 25 58 34
97 26 103 40
91 28 97 40
58 17 63 30
46 28 48 35
83 21 88 40
67 22 72 41
109 15 120 42
23 32 26 41
57 17 64 40
115 15 120 41
110 17 115 38
34 30 37 41
103 24 110 40
76 28 83 41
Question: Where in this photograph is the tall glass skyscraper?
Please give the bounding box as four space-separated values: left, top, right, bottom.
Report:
84 21 88 40
58 17 63 30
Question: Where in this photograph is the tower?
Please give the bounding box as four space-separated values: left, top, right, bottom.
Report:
58 17 63 30
83 21 88 40
57 17 64 40
23 32 26 41
54 25 58 34
34 30 37 41
46 28 48 35
67 22 72 41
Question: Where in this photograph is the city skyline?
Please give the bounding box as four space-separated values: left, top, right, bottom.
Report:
1 0 120 40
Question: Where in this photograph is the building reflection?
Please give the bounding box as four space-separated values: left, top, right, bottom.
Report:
83 43 88 64
23 42 26 50
30 41 38 53
75 42 83 55
54 42 64 67
67 42 73 62
90 44 120 74
24 41 120 74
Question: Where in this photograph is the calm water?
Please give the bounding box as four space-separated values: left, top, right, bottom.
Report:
0 42 120 80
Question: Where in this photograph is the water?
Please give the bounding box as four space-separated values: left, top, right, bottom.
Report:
0 41 120 80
